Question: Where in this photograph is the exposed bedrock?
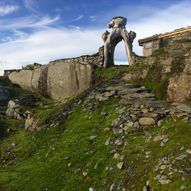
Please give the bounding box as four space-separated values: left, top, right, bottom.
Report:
8 61 93 101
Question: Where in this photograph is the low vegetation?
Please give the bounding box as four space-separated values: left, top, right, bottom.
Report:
0 94 191 190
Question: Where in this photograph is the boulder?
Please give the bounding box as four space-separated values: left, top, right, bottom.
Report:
8 60 93 101
139 117 156 126
6 100 24 120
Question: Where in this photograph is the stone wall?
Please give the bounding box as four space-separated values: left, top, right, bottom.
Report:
7 47 104 101
50 46 104 67
8 61 92 101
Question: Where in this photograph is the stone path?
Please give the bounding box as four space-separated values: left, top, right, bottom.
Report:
82 75 191 129
80 75 191 190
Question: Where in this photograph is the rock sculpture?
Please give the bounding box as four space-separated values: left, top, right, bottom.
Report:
102 16 136 67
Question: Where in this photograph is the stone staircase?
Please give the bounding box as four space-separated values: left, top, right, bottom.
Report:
82 75 191 128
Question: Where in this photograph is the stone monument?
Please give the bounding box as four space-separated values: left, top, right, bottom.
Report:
102 16 136 67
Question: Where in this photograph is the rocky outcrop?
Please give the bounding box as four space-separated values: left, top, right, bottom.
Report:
5 30 191 104
8 61 93 101
6 100 24 120
167 55 191 103
131 31 191 104
47 61 92 101
6 47 104 101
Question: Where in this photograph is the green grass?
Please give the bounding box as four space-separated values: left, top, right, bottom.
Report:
0 117 22 139
94 66 129 82
136 63 170 100
0 98 119 191
0 95 191 190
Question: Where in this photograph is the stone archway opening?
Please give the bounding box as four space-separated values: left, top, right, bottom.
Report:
114 41 129 66
102 16 136 68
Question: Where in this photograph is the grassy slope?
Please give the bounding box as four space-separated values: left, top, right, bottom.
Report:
0 95 191 191
0 77 54 139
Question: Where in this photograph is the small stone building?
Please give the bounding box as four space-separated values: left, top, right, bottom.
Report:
138 26 191 57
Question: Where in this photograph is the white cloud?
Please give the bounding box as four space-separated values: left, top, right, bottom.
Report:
0 15 60 31
0 27 103 75
115 0 191 57
23 0 39 13
0 0 191 75
0 5 19 16
71 15 84 22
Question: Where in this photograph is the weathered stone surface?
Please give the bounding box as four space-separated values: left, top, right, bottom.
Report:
117 162 124 169
8 67 41 92
8 61 93 101
102 16 136 67
139 117 156 126
47 62 92 101
168 74 191 103
175 104 191 113
6 100 23 120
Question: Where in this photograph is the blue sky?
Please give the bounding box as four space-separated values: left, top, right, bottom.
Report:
0 0 191 74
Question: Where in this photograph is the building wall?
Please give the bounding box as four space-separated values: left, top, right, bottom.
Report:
143 39 161 57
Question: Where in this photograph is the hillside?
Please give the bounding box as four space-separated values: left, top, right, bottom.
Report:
0 66 191 191
1 30 191 191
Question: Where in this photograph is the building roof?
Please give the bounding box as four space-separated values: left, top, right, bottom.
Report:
138 26 191 46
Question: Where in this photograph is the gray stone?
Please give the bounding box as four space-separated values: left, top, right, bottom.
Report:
113 153 120 160
95 94 108 101
186 149 191 155
8 61 92 101
153 134 168 142
105 138 110 146
110 183 116 191
134 121 140 129
159 178 171 185
126 121 134 127
101 112 108 116
90 135 97 140
11 142 16 147
176 104 191 113
6 100 24 120
115 139 123 146
176 154 188 160
180 185 187 190
82 172 87 176
139 117 156 126
117 162 124 169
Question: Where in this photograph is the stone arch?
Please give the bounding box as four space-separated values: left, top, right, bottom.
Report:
102 16 136 68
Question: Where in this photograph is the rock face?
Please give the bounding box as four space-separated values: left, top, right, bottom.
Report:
47 61 92 101
131 31 191 104
8 61 93 101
